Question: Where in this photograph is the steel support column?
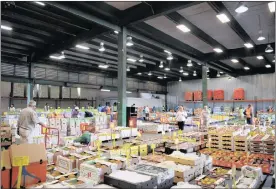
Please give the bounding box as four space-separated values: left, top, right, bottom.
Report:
117 27 127 127
202 65 208 107
27 63 34 105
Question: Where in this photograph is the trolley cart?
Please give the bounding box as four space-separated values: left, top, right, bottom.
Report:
41 126 60 148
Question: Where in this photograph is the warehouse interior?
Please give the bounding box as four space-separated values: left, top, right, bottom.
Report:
0 1 276 188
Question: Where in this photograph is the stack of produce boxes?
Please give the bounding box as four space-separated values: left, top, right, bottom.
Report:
248 134 264 154
234 134 248 152
262 135 275 154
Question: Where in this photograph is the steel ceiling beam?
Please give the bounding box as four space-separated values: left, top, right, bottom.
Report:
46 2 121 32
120 1 202 26
1 36 38 48
166 12 226 50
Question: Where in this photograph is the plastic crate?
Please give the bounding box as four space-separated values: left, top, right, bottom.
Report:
193 91 202 101
213 90 224 100
233 88 245 100
184 92 193 101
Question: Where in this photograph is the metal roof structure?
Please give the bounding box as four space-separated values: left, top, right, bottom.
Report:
1 1 275 85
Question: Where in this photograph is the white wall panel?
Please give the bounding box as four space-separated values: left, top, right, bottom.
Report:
50 86 59 99
62 87 70 98
1 81 11 97
13 83 25 97
71 88 78 98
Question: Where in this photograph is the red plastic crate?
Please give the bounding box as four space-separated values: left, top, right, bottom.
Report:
213 89 224 100
233 88 245 100
194 91 202 101
207 90 213 100
184 92 193 101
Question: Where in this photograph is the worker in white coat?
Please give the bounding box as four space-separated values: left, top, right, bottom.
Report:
17 100 46 144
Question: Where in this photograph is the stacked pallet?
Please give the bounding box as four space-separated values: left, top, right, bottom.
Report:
184 92 193 101
261 135 275 154
248 135 264 154
233 88 245 100
213 89 224 100
193 91 202 101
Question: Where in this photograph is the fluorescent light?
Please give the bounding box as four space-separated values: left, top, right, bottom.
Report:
163 74 167 79
257 36 265 41
126 37 134 46
126 91 132 94
187 60 193 67
98 64 109 69
213 48 223 53
114 30 119 34
49 52 65 60
101 89 110 92
76 44 89 50
231 59 239 63
265 64 272 68
235 3 248 13
244 43 254 48
244 66 250 70
220 71 224 74
183 72 189 76
165 67 170 71
164 50 171 54
99 42 105 52
167 54 173 60
268 2 275 12
216 13 230 23
35 1 45 6
257 56 263 60
1 25 12 31
157 76 163 79
137 72 142 75
127 58 136 62
176 24 190 33
179 67 183 73
159 61 164 68
265 44 274 53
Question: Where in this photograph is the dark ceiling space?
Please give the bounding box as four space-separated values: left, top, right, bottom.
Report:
1 1 275 85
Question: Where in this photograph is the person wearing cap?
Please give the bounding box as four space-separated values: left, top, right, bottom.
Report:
72 106 80 118
17 100 46 144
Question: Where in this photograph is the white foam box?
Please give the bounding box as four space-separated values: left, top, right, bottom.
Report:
56 155 76 174
79 161 107 184
55 118 61 129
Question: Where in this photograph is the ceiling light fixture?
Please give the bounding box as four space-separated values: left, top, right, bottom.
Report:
1 25 12 31
157 76 163 79
268 2 275 12
165 67 170 71
217 72 221 77
207 77 210 80
126 36 134 46
99 42 105 52
179 77 182 82
220 71 224 74
164 50 172 54
187 60 193 67
179 67 184 73
76 44 89 50
176 24 190 33
206 67 210 72
193 71 197 76
148 72 152 76
231 59 239 63
139 55 144 62
244 66 250 70
273 59 275 62
114 30 119 34
235 2 248 13
98 64 109 69
244 43 254 48
49 52 65 60
265 64 272 68
159 61 164 68
228 77 232 80
257 56 264 60
127 58 136 62
257 31 265 41
265 44 274 53
213 48 223 53
101 89 110 92
216 13 230 23
167 54 173 60
127 66 130 72
164 74 167 78
183 72 189 76
35 1 45 6
137 72 142 75
126 91 132 94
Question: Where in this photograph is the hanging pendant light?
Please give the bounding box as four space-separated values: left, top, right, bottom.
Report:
265 34 274 53
217 72 221 77
193 71 197 76
159 61 164 68
179 66 184 73
148 71 152 76
183 72 189 76
164 74 167 78
187 60 193 67
139 55 144 62
99 42 105 52
235 2 248 13
167 54 173 60
257 31 265 41
126 37 134 46
127 66 130 71
179 77 182 82
206 67 210 72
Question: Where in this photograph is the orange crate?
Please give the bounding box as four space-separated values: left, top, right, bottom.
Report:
233 88 245 100
194 91 202 101
207 90 213 100
184 92 193 101
213 90 224 100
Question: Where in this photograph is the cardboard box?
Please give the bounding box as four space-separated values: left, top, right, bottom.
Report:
10 144 47 188
1 150 11 189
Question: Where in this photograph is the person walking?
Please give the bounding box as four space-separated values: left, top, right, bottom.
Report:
176 106 187 131
17 100 47 144
201 106 210 130
245 104 253 124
